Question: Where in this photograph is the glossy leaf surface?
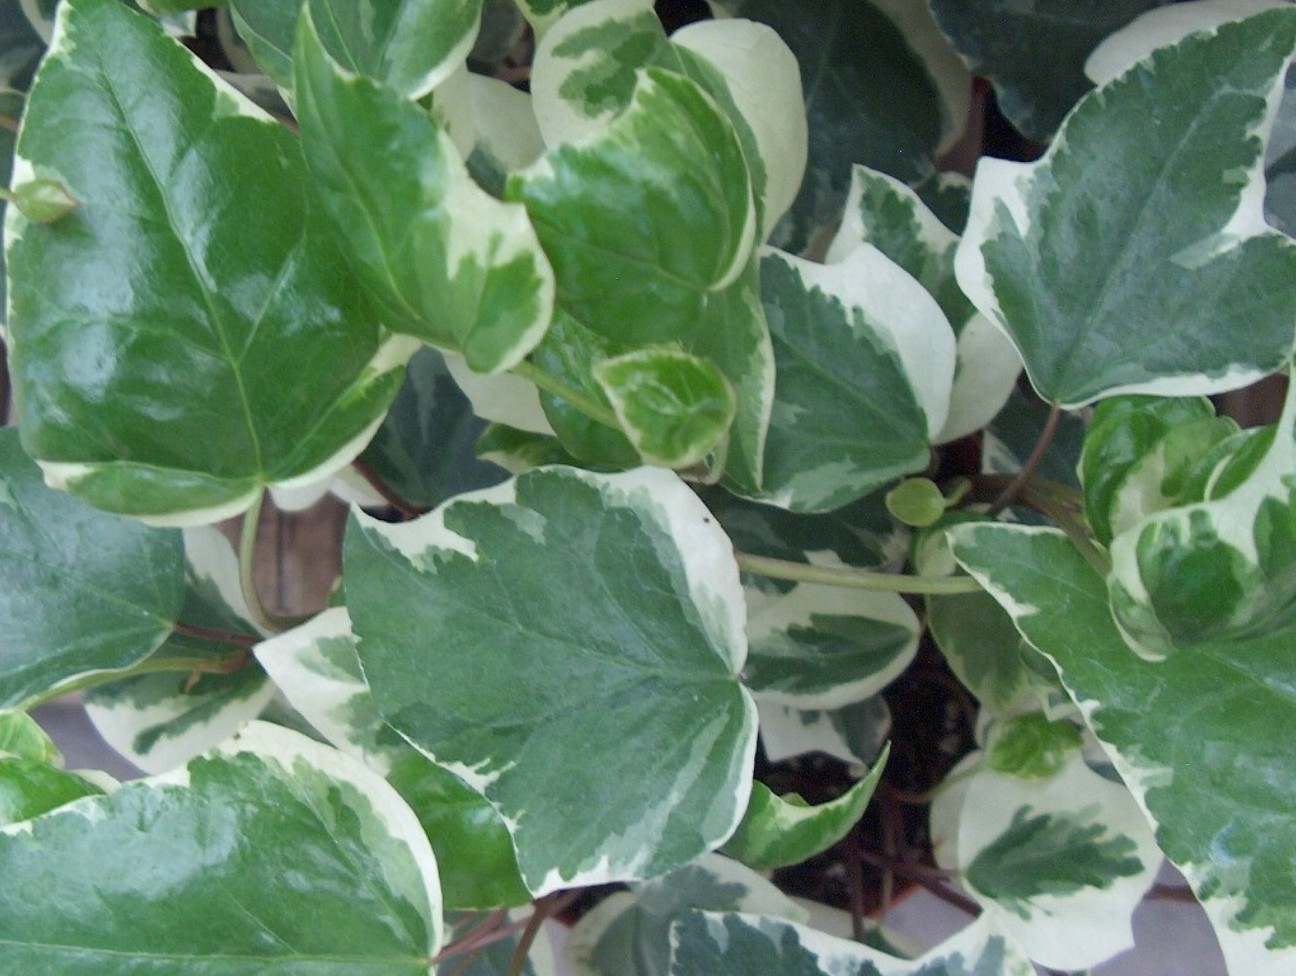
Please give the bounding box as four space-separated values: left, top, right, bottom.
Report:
755 246 954 512
0 722 442 973
669 911 1036 976
8 0 409 522
955 9 1296 408
953 524 1296 974
507 68 755 345
227 0 298 88
0 428 185 709
295 11 553 374
0 758 104 826
345 466 757 895
721 744 887 871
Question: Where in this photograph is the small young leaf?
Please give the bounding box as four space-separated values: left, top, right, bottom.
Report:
721 744 887 871
593 348 736 469
956 8 1296 408
0 711 60 764
295 9 554 374
0 722 443 973
886 478 947 527
985 713 1083 780
0 759 104 827
0 428 185 709
345 466 757 895
4 177 76 223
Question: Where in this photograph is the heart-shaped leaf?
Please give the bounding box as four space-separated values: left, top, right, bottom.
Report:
955 8 1296 408
345 465 757 894
7 0 411 523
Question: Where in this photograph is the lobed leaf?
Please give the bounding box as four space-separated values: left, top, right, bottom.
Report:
952 523 1296 973
955 8 1296 408
345 466 757 895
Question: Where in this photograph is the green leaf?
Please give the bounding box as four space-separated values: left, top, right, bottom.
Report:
1080 395 1237 547
928 0 1163 141
984 713 1082 780
227 0 299 88
305 0 483 99
507 68 755 345
0 428 185 709
669 911 1036 976
0 711 61 763
82 527 272 773
567 853 807 976
952 523 1296 971
137 0 219 13
827 165 1019 444
756 696 891 768
344 466 757 894
256 608 529 910
934 747 1159 971
295 10 554 375
1107 379 1296 660
360 348 509 509
515 0 599 38
593 347 735 469
388 752 531 910
743 581 918 709
0 722 443 973
8 0 411 523
753 246 954 512
956 8 1296 408
0 758 104 826
722 744 887 871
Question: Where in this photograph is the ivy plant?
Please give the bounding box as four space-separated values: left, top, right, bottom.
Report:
1 0 1294 974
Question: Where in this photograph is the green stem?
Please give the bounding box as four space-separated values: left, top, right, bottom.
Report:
511 360 621 432
23 647 253 710
734 552 983 595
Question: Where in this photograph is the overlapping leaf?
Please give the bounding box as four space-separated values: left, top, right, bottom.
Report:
0 722 443 973
754 246 955 512
295 9 553 375
931 746 1160 970
669 911 1036 976
345 466 757 895
255 607 529 909
507 68 755 346
7 0 410 523
956 8 1296 408
0 429 185 709
953 524 1296 974
929 0 1164 141
721 744 887 871
82 527 273 774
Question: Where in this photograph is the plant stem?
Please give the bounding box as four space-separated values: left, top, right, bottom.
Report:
506 892 575 976
511 360 621 432
22 647 253 710
734 552 983 595
987 404 1062 515
172 621 260 649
